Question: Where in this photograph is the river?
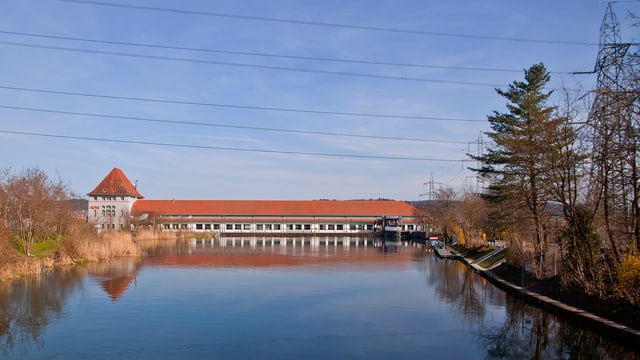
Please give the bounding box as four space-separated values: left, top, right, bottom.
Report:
0 236 637 359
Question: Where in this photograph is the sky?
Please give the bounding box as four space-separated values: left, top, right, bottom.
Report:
1 0 638 201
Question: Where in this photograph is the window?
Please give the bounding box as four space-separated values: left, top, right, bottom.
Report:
256 224 264 231
319 224 326 230
287 224 294 230
196 224 203 230
328 224 335 230
120 209 124 216
350 224 357 231
274 224 281 230
295 224 302 230
234 224 242 230
213 224 220 230
204 224 211 230
366 224 373 231
304 224 311 230
181 224 187 230
226 224 233 230
265 224 272 230
243 224 250 231
336 224 344 230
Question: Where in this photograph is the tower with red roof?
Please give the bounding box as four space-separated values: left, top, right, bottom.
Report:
87 168 144 230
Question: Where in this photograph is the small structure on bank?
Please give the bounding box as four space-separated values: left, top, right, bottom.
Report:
88 168 424 236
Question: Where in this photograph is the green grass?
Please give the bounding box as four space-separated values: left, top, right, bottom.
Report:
30 237 60 258
478 251 506 268
465 246 497 261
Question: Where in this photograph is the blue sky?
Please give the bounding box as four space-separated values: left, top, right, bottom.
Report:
1 0 638 200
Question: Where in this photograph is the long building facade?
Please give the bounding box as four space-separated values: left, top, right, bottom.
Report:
88 168 425 235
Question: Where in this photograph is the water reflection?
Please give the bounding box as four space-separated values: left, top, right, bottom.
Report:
143 236 414 270
0 268 84 353
416 252 640 359
89 258 143 302
419 249 639 359
0 237 637 359
480 296 640 359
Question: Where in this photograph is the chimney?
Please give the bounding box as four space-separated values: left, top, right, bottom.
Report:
134 180 138 189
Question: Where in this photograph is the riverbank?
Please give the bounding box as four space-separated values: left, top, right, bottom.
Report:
457 251 640 350
0 230 178 283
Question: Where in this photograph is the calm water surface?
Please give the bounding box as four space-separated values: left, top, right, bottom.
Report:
1 237 637 359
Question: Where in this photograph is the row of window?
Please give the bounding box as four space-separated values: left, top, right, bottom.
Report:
94 208 125 217
100 223 126 229
92 196 127 201
169 223 378 231
104 222 415 232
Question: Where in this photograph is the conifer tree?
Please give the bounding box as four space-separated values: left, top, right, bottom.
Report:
470 63 562 275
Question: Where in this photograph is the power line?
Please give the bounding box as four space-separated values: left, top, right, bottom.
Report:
0 129 473 162
55 0 598 46
0 30 531 74
0 41 506 87
0 85 486 122
0 105 469 144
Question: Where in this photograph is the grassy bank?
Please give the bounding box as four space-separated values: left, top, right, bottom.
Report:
0 229 178 283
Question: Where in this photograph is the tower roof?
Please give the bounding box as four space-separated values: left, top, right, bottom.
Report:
88 167 143 198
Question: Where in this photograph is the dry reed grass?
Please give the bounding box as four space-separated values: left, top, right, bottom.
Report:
62 231 140 261
0 251 42 282
1 226 182 282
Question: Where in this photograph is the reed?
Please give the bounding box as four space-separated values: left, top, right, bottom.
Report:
62 231 139 262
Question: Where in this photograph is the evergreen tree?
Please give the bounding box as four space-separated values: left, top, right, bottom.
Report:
470 63 562 275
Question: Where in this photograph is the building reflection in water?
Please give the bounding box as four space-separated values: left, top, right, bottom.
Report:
89 258 143 302
0 237 638 359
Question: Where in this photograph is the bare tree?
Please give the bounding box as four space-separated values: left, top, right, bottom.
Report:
4 168 72 256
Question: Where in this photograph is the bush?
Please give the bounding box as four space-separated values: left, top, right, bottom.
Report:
616 251 640 304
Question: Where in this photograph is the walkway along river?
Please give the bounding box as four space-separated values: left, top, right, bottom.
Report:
0 236 638 359
454 247 640 352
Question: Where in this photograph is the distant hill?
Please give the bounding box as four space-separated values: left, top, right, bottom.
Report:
67 198 88 212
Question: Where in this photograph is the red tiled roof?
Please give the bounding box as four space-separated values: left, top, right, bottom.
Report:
88 167 143 198
131 199 417 217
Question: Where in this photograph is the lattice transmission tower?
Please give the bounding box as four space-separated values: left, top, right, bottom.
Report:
591 2 632 109
585 2 639 248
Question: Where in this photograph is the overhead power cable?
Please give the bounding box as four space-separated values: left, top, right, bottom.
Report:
0 30 535 74
55 0 597 46
0 86 485 122
0 41 506 87
0 105 469 144
0 129 472 162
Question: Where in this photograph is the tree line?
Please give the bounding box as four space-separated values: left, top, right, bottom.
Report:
422 59 639 304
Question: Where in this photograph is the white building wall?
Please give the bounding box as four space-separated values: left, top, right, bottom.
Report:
88 195 138 230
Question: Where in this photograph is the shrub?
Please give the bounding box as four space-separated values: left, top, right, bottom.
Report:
616 251 640 304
